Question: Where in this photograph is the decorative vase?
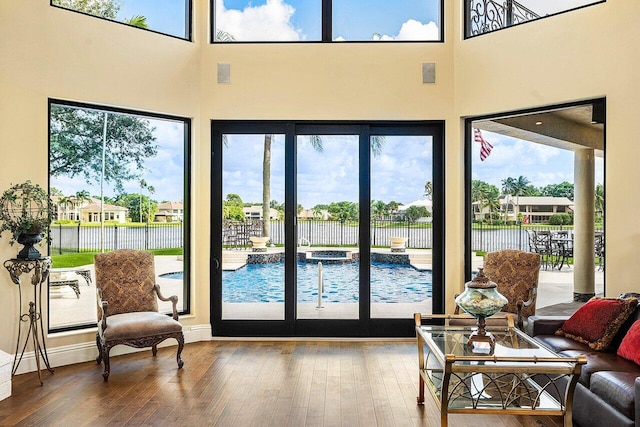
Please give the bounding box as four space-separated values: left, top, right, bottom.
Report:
455 268 508 352
16 232 44 260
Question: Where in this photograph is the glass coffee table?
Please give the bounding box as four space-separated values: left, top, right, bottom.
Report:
414 314 586 427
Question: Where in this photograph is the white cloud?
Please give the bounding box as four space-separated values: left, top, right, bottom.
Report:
371 19 440 41
215 0 304 41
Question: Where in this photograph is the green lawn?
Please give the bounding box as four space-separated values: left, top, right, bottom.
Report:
51 248 182 268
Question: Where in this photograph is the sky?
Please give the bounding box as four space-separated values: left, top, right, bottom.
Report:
108 0 598 40
223 134 433 209
52 116 186 203
472 129 604 190
214 0 440 41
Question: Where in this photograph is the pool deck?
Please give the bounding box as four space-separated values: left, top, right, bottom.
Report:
49 251 603 328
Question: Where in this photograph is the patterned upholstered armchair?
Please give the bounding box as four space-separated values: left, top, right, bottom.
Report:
455 249 540 329
94 249 184 381
482 249 540 329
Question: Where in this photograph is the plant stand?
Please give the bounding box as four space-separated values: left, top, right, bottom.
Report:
3 257 54 385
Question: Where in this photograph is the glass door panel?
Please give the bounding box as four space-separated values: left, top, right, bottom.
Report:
370 135 433 318
221 134 285 320
296 135 359 319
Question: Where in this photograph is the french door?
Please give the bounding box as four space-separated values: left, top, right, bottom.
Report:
211 121 444 337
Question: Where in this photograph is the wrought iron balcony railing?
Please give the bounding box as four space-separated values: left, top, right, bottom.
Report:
467 0 540 37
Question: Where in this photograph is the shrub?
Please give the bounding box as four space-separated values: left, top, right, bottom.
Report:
549 214 564 225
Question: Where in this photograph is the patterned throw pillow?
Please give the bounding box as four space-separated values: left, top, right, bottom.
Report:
618 320 640 364
555 297 638 350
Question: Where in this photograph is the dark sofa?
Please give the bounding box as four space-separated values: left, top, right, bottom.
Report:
527 299 640 427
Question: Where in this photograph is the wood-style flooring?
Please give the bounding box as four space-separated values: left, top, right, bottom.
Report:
0 340 561 426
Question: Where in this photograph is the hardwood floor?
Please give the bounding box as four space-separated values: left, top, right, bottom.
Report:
0 341 561 426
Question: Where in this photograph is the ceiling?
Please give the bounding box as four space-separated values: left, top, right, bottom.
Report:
475 104 604 156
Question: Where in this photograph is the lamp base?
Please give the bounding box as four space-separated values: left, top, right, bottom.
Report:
467 330 495 353
466 315 496 353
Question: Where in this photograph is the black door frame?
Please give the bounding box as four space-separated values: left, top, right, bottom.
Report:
211 120 445 337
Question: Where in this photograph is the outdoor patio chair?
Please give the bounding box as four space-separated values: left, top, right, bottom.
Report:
455 249 540 329
94 249 184 381
527 230 552 270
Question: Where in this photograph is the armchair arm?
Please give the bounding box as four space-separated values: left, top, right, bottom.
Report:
516 285 538 330
154 284 179 320
96 288 108 332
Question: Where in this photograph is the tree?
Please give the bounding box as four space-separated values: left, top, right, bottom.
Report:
541 181 574 200
386 201 400 216
223 193 245 221
423 181 433 200
501 176 533 198
371 200 387 219
328 201 358 222
404 205 430 223
125 15 148 29
595 183 604 217
50 105 158 193
52 0 120 19
52 0 148 28
114 193 155 223
472 180 500 223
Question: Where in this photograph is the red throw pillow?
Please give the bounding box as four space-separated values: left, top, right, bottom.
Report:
556 297 638 350
618 320 640 364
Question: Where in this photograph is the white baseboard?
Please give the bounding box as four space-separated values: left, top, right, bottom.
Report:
13 324 213 375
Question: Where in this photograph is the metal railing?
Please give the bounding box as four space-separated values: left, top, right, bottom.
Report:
467 0 540 37
49 222 184 253
470 222 604 253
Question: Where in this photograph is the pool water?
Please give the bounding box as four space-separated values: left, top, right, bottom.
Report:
219 262 432 303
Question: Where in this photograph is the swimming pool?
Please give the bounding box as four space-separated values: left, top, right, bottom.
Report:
162 263 432 303
164 262 428 303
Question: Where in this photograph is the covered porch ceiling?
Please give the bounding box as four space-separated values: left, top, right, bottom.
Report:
474 104 604 157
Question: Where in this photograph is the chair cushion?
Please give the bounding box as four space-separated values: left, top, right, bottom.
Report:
101 312 183 341
617 320 640 364
558 349 640 388
555 297 638 350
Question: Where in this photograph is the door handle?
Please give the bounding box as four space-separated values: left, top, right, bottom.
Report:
212 257 220 271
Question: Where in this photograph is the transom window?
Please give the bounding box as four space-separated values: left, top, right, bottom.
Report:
51 0 192 40
466 0 605 38
212 0 443 43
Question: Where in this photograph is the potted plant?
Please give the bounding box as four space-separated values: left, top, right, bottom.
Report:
0 181 55 259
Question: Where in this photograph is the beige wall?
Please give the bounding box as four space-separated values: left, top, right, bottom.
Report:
0 0 636 357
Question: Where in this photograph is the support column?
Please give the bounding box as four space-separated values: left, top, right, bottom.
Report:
573 149 595 301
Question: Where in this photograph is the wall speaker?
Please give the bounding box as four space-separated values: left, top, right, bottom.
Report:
217 63 231 84
422 63 435 84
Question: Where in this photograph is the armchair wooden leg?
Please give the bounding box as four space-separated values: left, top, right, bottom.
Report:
102 346 111 381
152 345 158 357
96 334 103 364
176 335 184 369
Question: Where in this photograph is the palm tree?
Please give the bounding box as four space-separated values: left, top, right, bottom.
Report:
74 190 91 222
147 185 155 223
502 175 531 219
124 15 148 29
139 179 148 223
595 183 605 217
423 181 433 200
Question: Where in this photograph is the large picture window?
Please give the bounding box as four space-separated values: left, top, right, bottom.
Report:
465 100 605 321
212 0 442 43
48 100 190 332
51 0 192 40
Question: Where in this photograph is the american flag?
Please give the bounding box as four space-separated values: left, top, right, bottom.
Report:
474 128 493 161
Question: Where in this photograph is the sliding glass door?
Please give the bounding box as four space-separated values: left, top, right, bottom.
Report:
211 121 443 337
